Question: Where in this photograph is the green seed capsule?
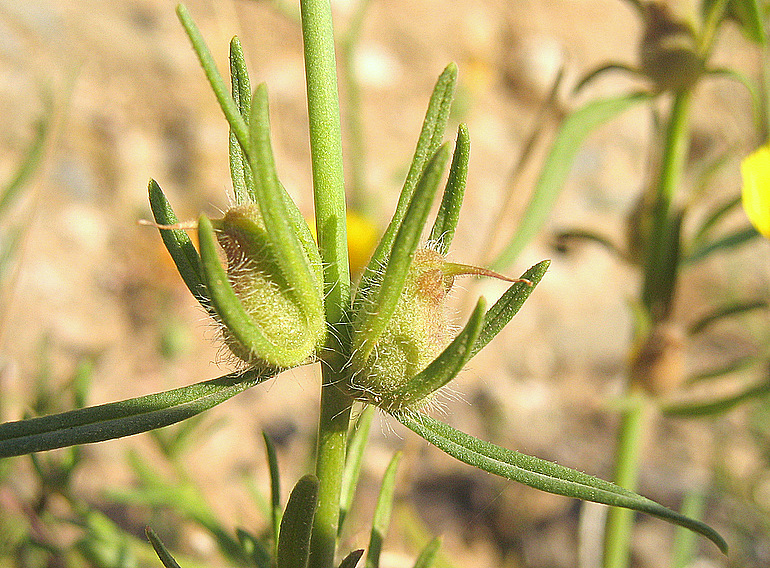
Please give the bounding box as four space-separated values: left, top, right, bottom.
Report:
349 248 523 413
201 203 325 371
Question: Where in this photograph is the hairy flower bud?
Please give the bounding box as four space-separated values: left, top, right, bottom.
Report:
203 203 325 371
349 248 524 413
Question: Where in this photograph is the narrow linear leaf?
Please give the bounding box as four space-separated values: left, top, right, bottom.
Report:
572 63 643 95
688 299 768 335
663 379 770 417
338 549 365 568
690 194 741 248
0 113 49 215
395 412 727 554
354 145 450 362
361 63 457 286
0 366 269 457
685 225 760 264
277 475 320 568
671 493 707 568
491 92 652 271
429 124 470 254
412 537 442 568
728 0 765 44
148 179 210 311
687 353 765 383
264 431 282 557
554 229 628 260
365 452 403 568
705 67 762 130
146 527 183 568
236 528 271 568
471 260 549 358
248 85 322 319
340 404 376 535
390 298 485 409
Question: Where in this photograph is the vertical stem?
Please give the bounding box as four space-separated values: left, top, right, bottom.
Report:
641 90 692 317
299 2 352 568
603 394 650 568
605 89 692 568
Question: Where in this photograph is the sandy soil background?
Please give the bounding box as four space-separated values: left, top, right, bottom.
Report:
1 0 769 567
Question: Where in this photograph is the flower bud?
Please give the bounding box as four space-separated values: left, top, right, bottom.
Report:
639 1 703 92
202 203 325 370
349 248 523 412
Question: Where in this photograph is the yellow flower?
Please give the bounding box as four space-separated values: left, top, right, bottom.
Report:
741 144 770 239
307 210 380 276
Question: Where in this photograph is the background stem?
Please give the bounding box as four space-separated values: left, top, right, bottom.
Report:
299 1 352 568
603 394 650 568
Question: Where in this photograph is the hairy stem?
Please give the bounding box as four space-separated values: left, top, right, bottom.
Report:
299 1 352 567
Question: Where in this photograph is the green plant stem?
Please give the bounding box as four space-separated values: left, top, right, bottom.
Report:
299 1 352 568
642 90 692 318
603 394 650 568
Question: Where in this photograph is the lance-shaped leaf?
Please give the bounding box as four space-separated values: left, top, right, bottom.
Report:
148 179 210 311
360 63 457 288
365 452 402 568
353 145 450 364
428 124 470 254
491 92 652 271
229 36 255 205
0 367 269 457
395 412 727 554
471 260 549 358
277 475 320 568
248 84 323 321
386 299 485 411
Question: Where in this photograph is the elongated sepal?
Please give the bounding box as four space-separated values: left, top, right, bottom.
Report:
176 4 249 150
146 527 183 568
360 63 457 288
396 412 727 554
0 367 269 457
386 299 485 412
471 260 549 358
148 179 210 311
366 452 402 568
428 124 470 254
277 475 320 568
229 36 255 205
248 84 323 322
353 145 451 365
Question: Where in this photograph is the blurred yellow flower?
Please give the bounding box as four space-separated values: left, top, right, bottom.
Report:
741 144 770 239
307 210 380 276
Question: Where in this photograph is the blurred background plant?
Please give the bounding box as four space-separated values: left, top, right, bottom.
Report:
0 1 768 568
